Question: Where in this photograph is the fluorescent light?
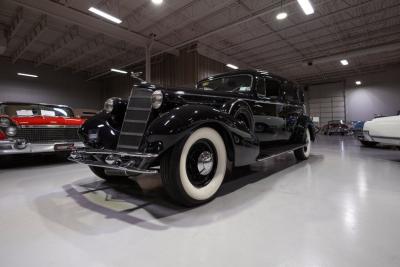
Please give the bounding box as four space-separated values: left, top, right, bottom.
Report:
276 12 288 20
110 68 127 74
88 7 122 24
152 0 163 5
297 0 314 15
226 64 239 70
340 59 349 66
17 72 38 78
355 81 362 85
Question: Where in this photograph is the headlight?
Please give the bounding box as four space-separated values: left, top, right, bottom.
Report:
0 117 10 127
6 126 17 137
151 90 163 109
104 98 115 113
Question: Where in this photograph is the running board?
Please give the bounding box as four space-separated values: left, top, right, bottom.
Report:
257 145 305 162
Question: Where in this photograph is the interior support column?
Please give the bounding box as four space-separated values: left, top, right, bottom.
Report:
145 34 155 82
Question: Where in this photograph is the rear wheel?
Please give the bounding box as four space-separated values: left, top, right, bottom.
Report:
294 128 311 161
160 127 227 206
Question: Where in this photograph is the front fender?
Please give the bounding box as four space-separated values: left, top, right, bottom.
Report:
143 105 259 166
291 115 315 142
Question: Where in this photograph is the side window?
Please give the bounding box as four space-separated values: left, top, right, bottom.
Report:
265 79 280 99
285 83 296 103
256 78 266 96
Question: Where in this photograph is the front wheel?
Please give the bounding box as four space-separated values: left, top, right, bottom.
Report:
294 128 311 161
160 127 227 206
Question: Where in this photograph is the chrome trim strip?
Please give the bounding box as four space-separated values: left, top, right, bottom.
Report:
127 107 151 111
69 158 158 174
370 135 400 140
116 144 139 150
120 132 143 136
19 125 80 128
124 119 147 123
77 149 157 158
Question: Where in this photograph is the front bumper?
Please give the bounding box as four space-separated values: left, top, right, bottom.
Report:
0 140 84 155
68 149 159 174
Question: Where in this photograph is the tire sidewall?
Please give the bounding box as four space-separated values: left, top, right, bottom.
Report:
178 127 227 202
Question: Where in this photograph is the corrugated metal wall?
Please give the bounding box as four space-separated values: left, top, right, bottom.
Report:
104 45 230 98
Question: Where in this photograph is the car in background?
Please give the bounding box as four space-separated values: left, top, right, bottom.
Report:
321 120 349 135
0 102 85 155
350 120 365 139
360 115 400 147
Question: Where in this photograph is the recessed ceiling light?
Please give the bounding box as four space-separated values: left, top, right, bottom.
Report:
340 59 349 66
152 0 163 5
276 12 288 20
355 81 362 85
110 68 128 74
88 7 122 24
226 64 239 70
17 72 38 78
297 0 314 15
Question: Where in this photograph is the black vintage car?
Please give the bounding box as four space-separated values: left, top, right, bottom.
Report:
70 70 315 206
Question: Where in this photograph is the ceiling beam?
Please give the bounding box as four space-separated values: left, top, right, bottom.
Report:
9 0 176 53
74 43 128 72
6 6 24 41
196 43 250 69
35 25 79 67
55 34 105 70
12 15 47 63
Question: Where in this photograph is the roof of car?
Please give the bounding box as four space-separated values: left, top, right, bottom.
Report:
0 102 71 108
199 69 290 83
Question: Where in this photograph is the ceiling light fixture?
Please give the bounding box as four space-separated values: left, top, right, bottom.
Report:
151 0 163 5
355 81 362 85
340 59 349 66
88 7 122 24
226 64 239 70
110 68 128 74
17 72 38 78
276 12 288 20
276 0 288 20
297 0 314 15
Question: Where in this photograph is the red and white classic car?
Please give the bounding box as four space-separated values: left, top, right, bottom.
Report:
0 102 85 155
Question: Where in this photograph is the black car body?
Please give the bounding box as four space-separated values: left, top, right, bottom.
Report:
70 70 315 206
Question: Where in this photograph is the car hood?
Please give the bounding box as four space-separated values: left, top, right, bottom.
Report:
12 116 85 126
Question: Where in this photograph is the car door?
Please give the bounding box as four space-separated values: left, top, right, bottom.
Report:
251 76 285 143
279 82 304 141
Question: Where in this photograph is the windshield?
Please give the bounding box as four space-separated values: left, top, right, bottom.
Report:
0 104 74 117
197 75 252 93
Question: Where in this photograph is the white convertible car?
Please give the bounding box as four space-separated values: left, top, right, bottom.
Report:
360 115 400 147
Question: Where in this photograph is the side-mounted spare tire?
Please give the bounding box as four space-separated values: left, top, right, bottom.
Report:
160 127 228 206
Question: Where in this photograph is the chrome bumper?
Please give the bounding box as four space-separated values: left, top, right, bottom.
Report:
68 149 159 174
0 140 84 155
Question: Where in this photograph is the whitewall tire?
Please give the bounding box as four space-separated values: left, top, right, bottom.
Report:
294 128 311 161
161 127 227 206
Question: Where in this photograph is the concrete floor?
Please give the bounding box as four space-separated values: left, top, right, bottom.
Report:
0 136 400 267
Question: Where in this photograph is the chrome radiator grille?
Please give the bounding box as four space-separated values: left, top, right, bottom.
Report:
117 87 153 152
15 127 81 143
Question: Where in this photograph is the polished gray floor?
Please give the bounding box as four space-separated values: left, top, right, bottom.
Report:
0 136 400 267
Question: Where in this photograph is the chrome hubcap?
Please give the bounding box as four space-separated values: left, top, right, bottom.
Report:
197 151 214 175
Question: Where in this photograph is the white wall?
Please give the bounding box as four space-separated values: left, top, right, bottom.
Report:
307 66 400 122
0 56 104 110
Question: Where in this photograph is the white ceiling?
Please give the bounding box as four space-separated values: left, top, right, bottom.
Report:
0 0 399 84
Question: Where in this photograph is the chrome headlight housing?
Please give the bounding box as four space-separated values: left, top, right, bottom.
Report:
0 117 10 127
104 98 116 113
151 90 163 109
6 126 17 137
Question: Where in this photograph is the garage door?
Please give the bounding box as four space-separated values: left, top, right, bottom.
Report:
309 96 345 126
